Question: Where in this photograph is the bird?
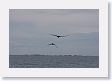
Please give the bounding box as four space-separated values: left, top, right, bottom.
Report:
48 43 58 48
49 34 71 38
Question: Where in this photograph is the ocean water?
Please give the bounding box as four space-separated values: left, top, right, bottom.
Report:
9 55 99 68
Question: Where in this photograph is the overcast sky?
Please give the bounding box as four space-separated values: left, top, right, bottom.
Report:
9 9 99 56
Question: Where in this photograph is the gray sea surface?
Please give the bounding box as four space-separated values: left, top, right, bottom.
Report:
9 55 99 68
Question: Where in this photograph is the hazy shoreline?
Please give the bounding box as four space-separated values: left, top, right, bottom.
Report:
9 54 98 56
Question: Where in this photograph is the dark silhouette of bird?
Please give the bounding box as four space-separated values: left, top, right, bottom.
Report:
48 43 58 48
49 34 71 38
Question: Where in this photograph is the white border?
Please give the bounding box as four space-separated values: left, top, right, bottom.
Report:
0 0 108 77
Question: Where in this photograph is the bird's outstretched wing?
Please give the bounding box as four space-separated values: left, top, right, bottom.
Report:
60 34 71 37
50 34 58 36
54 44 58 48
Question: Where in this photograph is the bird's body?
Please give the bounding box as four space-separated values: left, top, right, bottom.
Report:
49 43 55 45
48 43 58 48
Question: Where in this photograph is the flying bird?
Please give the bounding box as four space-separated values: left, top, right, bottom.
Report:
48 43 58 48
49 34 71 38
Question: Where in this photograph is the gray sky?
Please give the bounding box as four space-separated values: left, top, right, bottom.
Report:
9 9 99 56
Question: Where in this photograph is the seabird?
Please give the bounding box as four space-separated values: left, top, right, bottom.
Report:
50 34 71 38
48 43 58 48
